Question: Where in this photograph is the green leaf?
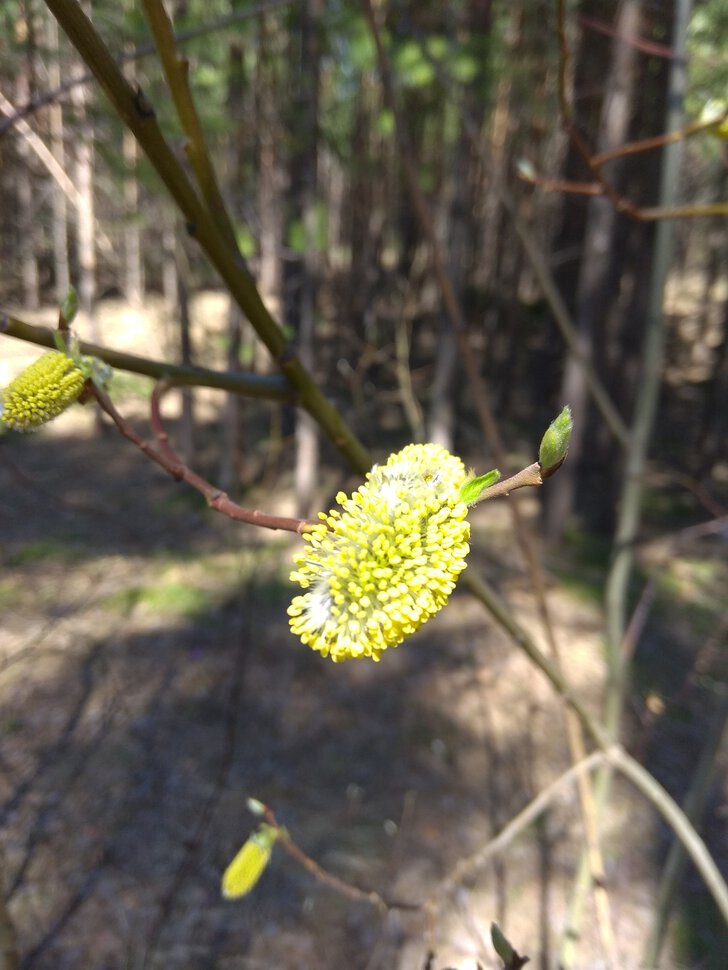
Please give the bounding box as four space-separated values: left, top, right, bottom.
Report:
459 468 501 506
60 287 78 326
491 923 515 963
538 406 573 474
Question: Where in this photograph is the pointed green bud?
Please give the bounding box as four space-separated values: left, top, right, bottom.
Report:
491 923 515 963
221 823 279 899
246 797 266 816
0 351 86 432
60 287 79 327
491 923 529 968
459 469 501 507
538 406 572 477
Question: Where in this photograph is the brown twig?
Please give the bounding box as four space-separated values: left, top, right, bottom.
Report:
260 804 420 914
474 463 543 505
88 380 314 534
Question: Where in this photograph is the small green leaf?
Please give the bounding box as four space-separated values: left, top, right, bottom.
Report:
491 923 515 963
491 921 530 968
459 468 501 506
538 406 573 475
60 287 78 326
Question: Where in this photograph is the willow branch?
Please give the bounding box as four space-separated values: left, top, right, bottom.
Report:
261 805 420 914
0 313 290 401
89 381 313 535
435 752 608 899
43 0 371 476
608 746 728 926
141 0 239 252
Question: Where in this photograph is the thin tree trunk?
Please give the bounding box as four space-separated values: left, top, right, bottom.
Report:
294 0 321 517
15 63 39 310
46 13 71 302
546 0 643 543
561 2 690 964
70 2 97 341
254 11 285 376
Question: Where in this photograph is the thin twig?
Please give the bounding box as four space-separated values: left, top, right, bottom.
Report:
261 806 420 914
435 752 608 899
89 381 313 534
608 746 728 926
141 0 240 254
0 313 291 401
474 463 543 504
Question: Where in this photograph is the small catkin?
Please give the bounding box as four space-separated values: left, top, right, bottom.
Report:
0 350 86 432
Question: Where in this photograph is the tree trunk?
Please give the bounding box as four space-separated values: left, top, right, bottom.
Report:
70 2 97 341
546 0 643 542
293 0 321 518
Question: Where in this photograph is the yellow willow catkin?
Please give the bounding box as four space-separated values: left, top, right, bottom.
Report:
221 825 278 899
0 350 86 432
288 443 470 662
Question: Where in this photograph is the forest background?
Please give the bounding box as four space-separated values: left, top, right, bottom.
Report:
0 0 727 968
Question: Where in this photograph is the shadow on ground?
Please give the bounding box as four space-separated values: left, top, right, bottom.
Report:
1 421 726 970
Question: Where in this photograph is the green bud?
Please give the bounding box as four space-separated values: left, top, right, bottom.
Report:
491 923 515 963
246 797 266 816
459 468 500 507
60 287 79 327
538 406 572 477
491 922 529 969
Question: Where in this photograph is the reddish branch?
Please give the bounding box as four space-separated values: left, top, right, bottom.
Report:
89 380 315 535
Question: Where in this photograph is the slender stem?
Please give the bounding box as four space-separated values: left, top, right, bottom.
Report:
261 806 419 913
436 752 608 899
608 746 728 926
462 570 610 751
642 687 728 966
474 463 543 504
